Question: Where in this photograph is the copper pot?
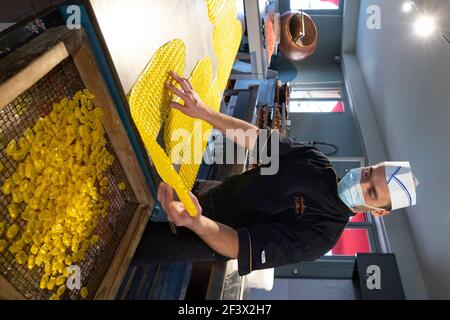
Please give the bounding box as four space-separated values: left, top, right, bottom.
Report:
279 11 318 61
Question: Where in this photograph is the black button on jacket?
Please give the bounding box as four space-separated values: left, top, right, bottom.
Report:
203 129 356 276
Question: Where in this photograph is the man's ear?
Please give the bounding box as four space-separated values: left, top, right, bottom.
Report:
371 209 390 217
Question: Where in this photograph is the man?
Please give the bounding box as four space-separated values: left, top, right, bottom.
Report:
134 71 419 276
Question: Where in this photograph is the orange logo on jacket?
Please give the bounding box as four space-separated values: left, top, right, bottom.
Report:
294 196 305 214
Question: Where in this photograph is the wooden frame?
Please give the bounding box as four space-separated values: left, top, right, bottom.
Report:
0 26 153 300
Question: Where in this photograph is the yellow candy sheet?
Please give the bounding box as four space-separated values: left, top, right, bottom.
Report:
129 1 242 217
164 57 214 165
129 39 198 216
129 39 186 141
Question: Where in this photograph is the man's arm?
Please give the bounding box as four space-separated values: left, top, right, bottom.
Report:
189 215 239 259
166 71 259 151
157 183 324 276
158 182 239 259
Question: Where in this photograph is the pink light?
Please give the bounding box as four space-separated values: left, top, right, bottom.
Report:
320 0 340 7
331 101 344 113
332 228 371 256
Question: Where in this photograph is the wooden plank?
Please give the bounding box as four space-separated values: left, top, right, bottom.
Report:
0 275 26 300
0 26 82 84
94 204 151 299
0 42 69 110
70 34 152 205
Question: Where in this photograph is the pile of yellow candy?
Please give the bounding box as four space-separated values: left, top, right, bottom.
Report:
0 90 116 300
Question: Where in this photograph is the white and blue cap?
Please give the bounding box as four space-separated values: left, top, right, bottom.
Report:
383 162 418 211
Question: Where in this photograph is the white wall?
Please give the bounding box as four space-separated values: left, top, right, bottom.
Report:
354 0 450 299
342 0 450 299
341 53 429 300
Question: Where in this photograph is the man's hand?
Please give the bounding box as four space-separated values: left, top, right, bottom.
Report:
157 182 203 228
158 182 239 259
166 70 259 151
165 71 210 119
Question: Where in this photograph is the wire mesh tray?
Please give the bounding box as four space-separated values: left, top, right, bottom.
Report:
0 27 152 300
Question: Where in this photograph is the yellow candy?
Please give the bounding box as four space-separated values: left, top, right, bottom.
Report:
8 204 20 219
22 231 33 244
16 251 27 265
25 161 33 179
9 239 23 252
32 233 42 245
99 186 108 195
56 254 65 264
40 275 49 289
28 198 39 210
56 284 66 296
35 255 43 267
44 263 52 276
11 189 23 203
24 128 34 143
2 178 13 195
117 182 126 191
99 176 108 187
49 294 60 300
80 287 88 299
27 255 35 269
64 256 73 266
17 163 25 177
62 233 72 247
0 239 7 252
47 277 56 291
6 224 19 240
6 139 17 156
55 276 65 286
30 244 39 255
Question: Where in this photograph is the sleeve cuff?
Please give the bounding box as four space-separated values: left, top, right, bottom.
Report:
237 228 252 276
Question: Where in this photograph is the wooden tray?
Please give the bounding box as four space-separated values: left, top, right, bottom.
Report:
0 26 153 300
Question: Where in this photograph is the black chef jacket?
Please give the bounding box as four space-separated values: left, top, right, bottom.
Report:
198 128 356 276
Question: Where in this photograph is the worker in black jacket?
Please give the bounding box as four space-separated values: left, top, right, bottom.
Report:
136 71 419 276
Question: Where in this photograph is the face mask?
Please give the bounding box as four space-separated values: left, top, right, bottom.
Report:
337 168 365 209
338 168 383 211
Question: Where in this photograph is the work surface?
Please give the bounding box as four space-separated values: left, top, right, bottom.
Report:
91 0 234 93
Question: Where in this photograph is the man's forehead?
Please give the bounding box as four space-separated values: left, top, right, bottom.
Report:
373 162 386 169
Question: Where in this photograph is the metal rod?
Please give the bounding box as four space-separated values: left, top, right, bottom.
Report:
301 9 305 40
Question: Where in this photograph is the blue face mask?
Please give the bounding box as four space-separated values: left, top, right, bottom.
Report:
337 168 366 209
